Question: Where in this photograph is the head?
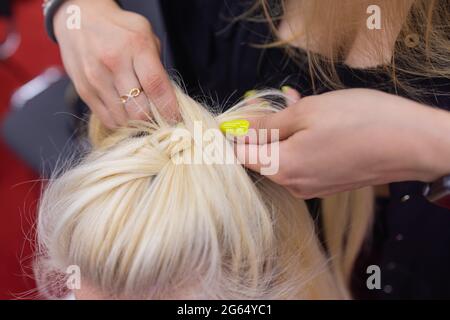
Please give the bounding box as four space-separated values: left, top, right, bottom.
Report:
35 85 372 299
258 0 449 95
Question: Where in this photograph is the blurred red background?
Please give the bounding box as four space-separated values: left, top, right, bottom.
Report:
0 0 61 299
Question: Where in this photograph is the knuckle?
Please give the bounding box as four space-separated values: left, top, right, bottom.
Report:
83 64 102 83
129 30 148 47
122 11 152 33
132 34 159 53
98 52 121 70
133 15 152 31
142 74 167 97
128 18 153 44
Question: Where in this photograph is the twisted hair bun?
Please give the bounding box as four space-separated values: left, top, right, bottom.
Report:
36 85 372 299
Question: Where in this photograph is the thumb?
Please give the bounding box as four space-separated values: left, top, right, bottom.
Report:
248 103 303 144
248 86 302 144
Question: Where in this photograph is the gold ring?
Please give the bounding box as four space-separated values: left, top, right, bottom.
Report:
120 87 143 104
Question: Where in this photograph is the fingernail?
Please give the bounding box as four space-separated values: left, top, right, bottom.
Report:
281 86 291 94
244 90 257 99
220 119 250 136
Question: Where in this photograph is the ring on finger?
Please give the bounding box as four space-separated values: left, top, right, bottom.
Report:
120 87 143 104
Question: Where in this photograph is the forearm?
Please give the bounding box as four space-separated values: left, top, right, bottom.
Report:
419 106 450 181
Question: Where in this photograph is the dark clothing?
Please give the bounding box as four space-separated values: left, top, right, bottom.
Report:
161 0 450 299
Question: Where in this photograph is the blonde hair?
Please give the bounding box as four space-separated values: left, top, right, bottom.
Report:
258 0 449 96
35 86 373 299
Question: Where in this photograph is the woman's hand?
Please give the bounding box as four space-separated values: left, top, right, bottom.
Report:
54 0 178 129
236 88 450 198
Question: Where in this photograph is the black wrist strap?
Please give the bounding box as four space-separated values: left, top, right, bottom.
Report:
43 0 67 42
43 0 123 43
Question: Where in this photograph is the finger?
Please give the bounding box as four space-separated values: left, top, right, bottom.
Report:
133 46 180 121
282 86 301 107
83 61 129 126
234 139 290 180
71 74 117 129
89 98 118 130
235 143 264 173
79 90 118 130
97 83 129 127
114 63 152 121
246 104 304 144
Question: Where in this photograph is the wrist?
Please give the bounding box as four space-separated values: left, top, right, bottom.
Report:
382 96 450 184
421 108 450 181
50 0 119 42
